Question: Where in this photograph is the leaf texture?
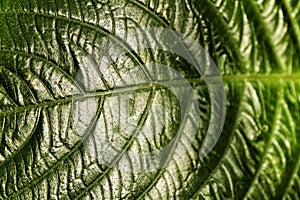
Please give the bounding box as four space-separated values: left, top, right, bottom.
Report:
0 0 299 199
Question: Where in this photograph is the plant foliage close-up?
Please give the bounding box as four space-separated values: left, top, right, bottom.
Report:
0 0 300 199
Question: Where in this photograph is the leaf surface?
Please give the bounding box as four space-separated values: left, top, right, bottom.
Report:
0 0 299 199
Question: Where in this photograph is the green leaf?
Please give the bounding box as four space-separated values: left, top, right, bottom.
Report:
0 0 299 199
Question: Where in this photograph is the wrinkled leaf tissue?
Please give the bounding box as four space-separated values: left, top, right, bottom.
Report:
0 0 299 199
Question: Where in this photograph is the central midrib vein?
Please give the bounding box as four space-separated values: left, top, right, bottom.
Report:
1 73 299 116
